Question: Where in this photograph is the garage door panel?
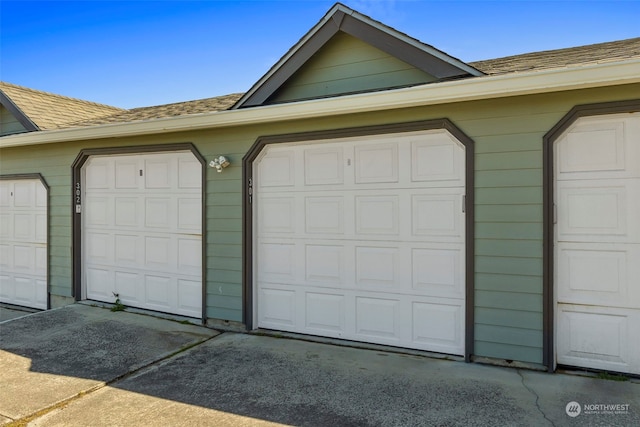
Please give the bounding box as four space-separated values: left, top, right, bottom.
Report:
0 275 11 299
14 277 38 305
178 157 201 188
412 193 464 241
177 279 201 315
13 214 34 240
557 305 639 373
306 196 344 234
115 159 139 189
259 287 297 327
412 248 464 299
557 117 640 179
0 182 10 206
355 296 401 341
85 196 110 226
355 246 400 288
355 196 399 235
115 197 139 227
304 147 344 185
145 198 172 229
114 234 139 265
35 214 47 242
305 292 345 333
260 197 296 234
412 300 464 354
86 159 111 189
557 182 640 241
558 122 625 174
144 275 172 309
177 238 202 273
0 214 9 238
84 151 202 317
145 236 172 270
145 158 172 189
354 143 399 184
255 130 466 355
114 271 142 303
13 181 34 207
411 135 464 184
0 244 10 268
86 267 113 300
86 232 113 264
177 198 201 230
35 246 47 274
305 245 344 284
258 242 297 281
557 243 639 309
13 244 33 270
258 150 296 187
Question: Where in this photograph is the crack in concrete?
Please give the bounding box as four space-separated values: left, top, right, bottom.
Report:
517 369 556 427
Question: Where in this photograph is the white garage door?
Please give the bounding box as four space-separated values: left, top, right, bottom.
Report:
0 178 47 309
254 130 466 355
83 151 202 318
555 112 640 375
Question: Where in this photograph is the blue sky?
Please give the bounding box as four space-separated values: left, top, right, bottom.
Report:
2 1 639 108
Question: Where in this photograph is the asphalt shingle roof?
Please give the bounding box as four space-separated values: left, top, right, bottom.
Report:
0 82 125 130
74 93 243 127
469 37 640 75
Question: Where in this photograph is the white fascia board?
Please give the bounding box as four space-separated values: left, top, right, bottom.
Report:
1 59 639 149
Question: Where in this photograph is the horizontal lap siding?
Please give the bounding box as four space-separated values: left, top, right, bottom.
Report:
198 132 251 322
1 83 638 365
459 110 545 364
271 32 436 103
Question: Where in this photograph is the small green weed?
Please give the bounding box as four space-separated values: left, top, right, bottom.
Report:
597 371 629 382
110 292 126 312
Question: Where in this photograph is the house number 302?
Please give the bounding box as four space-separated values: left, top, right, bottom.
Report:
75 182 81 213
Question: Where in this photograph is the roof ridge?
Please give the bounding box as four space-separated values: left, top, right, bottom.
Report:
0 81 125 111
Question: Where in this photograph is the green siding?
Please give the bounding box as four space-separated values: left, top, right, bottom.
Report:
0 105 28 136
1 82 639 364
270 32 437 103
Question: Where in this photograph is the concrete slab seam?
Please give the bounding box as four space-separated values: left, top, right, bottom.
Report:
517 369 556 427
7 332 223 426
4 382 107 427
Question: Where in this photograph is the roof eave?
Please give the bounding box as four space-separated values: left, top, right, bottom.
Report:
2 59 639 149
0 90 40 132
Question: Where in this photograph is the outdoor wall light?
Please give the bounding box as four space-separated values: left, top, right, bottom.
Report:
209 156 230 173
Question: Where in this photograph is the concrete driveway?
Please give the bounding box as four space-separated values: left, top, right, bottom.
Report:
1 305 638 426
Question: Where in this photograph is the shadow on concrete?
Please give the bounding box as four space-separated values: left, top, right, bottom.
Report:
1 305 638 426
